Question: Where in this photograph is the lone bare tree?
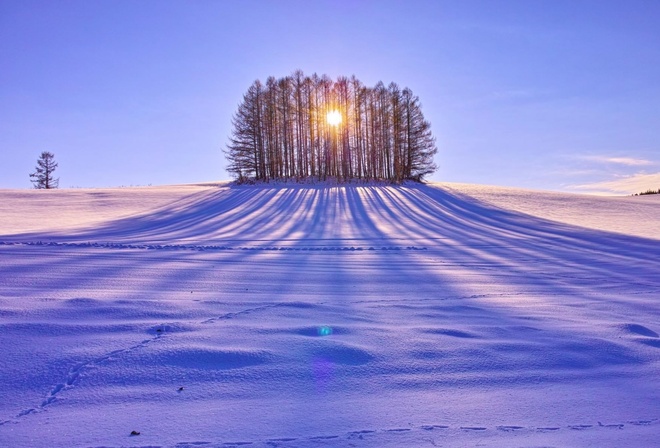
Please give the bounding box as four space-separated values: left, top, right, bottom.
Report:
30 151 59 189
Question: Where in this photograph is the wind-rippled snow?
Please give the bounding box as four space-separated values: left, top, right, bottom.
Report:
0 182 659 447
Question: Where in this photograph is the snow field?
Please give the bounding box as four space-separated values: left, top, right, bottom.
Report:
1 182 659 447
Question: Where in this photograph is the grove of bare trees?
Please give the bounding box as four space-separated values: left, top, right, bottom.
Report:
226 71 437 183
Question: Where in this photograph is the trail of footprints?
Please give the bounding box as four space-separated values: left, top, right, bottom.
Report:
170 418 658 447
201 304 283 325
0 240 428 252
3 417 655 441
3 327 169 423
2 287 658 444
2 303 290 424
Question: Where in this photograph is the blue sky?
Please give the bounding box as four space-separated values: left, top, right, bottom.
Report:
1 0 659 193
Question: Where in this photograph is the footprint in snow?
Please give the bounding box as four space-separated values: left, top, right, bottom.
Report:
628 419 657 425
421 425 449 431
348 429 376 440
497 425 524 432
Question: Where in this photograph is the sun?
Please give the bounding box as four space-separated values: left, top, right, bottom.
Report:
326 110 342 126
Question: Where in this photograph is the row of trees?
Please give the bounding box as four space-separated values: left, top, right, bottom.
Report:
226 71 437 182
634 188 659 196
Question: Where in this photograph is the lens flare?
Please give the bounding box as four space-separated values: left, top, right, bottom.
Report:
326 110 342 126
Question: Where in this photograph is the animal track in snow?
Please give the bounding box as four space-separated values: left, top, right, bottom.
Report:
496 425 524 431
628 418 658 425
197 418 659 446
175 442 213 447
0 241 428 252
9 328 168 421
5 302 289 424
201 304 282 324
421 425 449 430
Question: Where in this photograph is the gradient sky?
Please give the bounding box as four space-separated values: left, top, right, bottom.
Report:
2 0 659 194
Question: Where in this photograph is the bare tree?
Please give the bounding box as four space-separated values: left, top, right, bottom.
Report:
30 151 59 189
225 81 265 180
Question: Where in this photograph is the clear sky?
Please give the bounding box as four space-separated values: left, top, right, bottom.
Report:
1 0 659 194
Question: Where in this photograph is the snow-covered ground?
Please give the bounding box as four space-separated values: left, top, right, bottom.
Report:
0 182 658 447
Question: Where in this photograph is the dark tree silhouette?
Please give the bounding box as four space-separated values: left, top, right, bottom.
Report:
635 188 659 196
226 71 437 183
30 151 59 189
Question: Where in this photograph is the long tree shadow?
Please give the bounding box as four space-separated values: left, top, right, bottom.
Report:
4 182 660 270
4 182 659 326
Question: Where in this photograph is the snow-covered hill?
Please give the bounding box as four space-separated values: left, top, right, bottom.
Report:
1 182 658 447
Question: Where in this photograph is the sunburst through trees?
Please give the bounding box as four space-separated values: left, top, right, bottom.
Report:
225 70 438 183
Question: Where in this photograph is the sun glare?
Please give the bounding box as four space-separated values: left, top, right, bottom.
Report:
326 110 342 126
